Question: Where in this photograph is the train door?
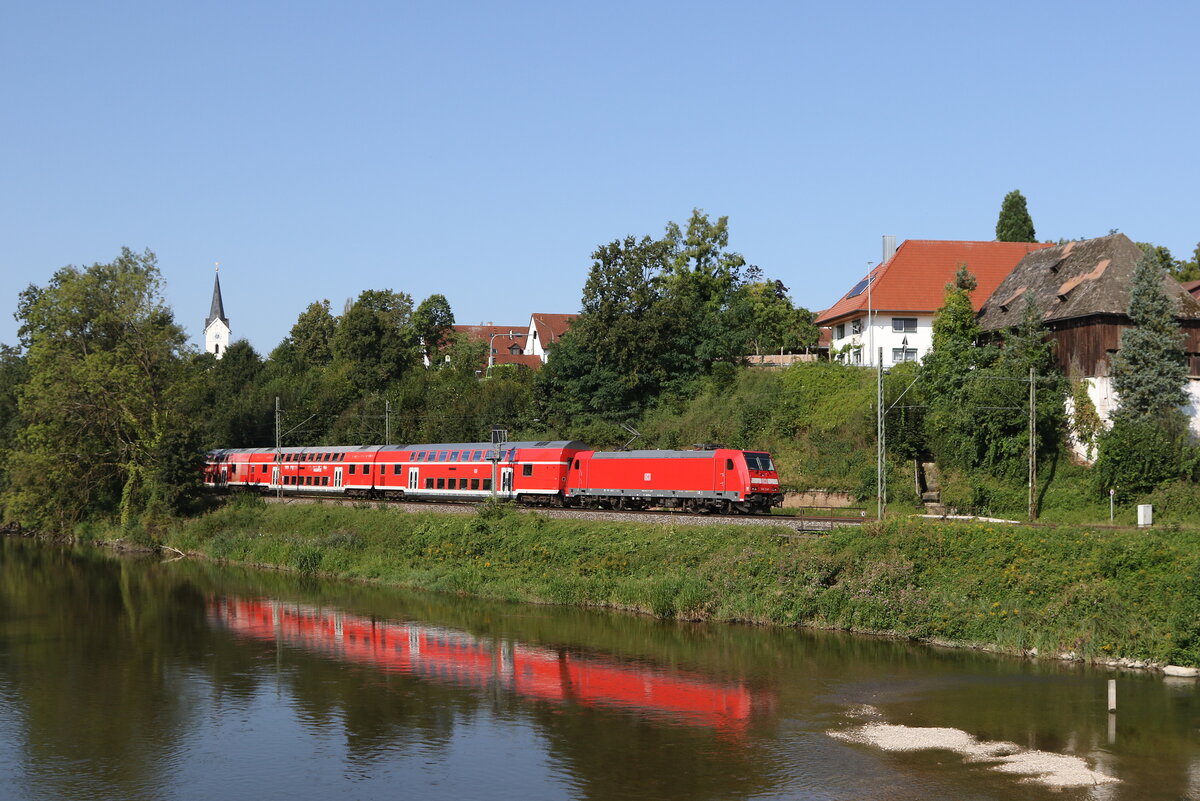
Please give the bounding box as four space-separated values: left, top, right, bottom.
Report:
501 467 514 497
334 467 343 488
719 456 733 494
271 466 280 488
408 468 419 490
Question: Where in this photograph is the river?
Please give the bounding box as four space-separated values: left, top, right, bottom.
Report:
0 537 1197 800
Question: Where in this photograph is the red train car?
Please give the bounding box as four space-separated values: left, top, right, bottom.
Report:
565 448 782 514
202 441 587 503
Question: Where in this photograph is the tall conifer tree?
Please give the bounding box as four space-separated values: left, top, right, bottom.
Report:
1111 251 1189 419
995 190 1037 242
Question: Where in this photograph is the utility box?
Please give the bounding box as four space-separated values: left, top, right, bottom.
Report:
1137 504 1153 528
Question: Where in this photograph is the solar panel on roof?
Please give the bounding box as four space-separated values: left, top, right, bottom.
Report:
846 274 875 299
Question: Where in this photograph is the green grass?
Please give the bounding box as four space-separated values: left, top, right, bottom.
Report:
128 495 1200 668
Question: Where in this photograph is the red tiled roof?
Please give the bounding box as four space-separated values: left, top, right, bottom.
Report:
814 240 1053 326
529 313 575 346
1183 280 1200 298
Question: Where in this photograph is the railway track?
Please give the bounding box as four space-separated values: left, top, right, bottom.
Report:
259 494 865 534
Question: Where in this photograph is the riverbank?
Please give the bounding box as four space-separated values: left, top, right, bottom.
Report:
72 496 1200 669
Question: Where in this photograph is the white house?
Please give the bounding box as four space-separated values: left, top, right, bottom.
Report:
816 238 1051 368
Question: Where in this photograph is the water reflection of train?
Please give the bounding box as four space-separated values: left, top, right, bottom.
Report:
208 596 769 733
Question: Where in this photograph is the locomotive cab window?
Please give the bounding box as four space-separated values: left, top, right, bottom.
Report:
726 459 734 470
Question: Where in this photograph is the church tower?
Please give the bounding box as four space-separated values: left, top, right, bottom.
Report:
204 264 231 359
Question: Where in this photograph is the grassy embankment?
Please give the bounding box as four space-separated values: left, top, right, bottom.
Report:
109 495 1200 668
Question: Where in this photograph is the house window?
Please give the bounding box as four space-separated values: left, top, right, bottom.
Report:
892 347 918 363
852 349 862 365
892 317 917 333
850 319 863 335
835 323 845 339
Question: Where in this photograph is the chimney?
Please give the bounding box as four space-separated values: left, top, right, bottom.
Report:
882 235 897 265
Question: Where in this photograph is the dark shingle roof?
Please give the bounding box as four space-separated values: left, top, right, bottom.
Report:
206 271 228 328
977 233 1200 330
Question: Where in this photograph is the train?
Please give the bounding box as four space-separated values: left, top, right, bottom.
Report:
202 440 783 514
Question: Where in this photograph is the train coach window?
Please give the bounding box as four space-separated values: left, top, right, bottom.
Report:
322 477 329 486
473 450 483 461
438 451 448 462
470 478 479 490
482 479 492 491
393 464 401 475
459 478 468 489
425 478 434 489
522 464 533 477
436 478 445 489
305 476 312 486
349 465 356 475
364 465 371 475
449 451 459 462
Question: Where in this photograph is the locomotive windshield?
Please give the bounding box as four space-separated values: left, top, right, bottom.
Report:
744 452 774 471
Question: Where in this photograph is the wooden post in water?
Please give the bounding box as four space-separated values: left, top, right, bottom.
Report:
1108 679 1117 713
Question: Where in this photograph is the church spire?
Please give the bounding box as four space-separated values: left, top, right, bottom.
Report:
206 263 228 328
204 262 231 358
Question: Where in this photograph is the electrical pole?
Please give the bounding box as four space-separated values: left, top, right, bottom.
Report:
877 346 885 520
275 396 282 499
1028 368 1036 522
385 400 391 446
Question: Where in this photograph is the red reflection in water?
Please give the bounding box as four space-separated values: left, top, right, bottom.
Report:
208 596 766 734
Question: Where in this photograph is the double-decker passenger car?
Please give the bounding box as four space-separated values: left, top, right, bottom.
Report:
203 441 783 514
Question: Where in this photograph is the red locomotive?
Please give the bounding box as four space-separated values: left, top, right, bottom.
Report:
203 441 782 514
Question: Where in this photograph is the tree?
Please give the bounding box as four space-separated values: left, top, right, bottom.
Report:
331 289 420 392
1111 251 1189 419
288 300 338 370
413 294 455 364
538 209 758 426
3 248 199 531
1095 251 1193 499
995 190 1037 243
733 281 820 356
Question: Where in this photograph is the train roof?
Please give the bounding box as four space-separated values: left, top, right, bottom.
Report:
206 441 586 456
592 449 729 460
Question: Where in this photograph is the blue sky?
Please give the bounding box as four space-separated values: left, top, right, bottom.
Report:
3 1 1197 354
